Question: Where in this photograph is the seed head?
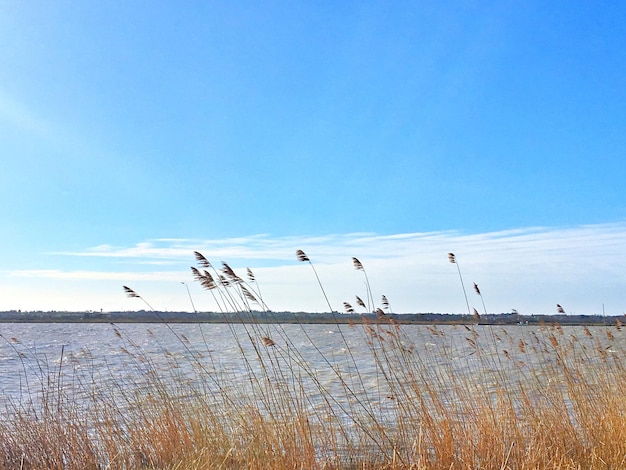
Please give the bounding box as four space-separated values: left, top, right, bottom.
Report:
261 337 276 347
352 257 364 270
194 251 212 268
473 308 481 321
123 286 140 298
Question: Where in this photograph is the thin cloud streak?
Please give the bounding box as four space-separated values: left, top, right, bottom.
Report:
5 222 626 315
11 269 187 282
54 222 626 268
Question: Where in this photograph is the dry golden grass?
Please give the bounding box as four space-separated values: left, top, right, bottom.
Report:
1 321 623 470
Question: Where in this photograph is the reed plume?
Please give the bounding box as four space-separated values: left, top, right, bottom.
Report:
190 258 228 312
240 285 259 305
192 252 242 311
448 253 471 315
194 251 212 268
123 285 139 298
246 267 267 311
296 249 309 262
221 262 242 284
191 267 217 290
261 337 276 347
123 285 154 311
352 257 374 312
473 282 488 316
381 294 392 313
217 262 265 311
296 250 333 312
473 308 481 322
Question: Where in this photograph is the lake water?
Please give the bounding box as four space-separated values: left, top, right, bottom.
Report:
1 322 623 421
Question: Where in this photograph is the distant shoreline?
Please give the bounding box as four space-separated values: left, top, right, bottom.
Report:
0 311 623 326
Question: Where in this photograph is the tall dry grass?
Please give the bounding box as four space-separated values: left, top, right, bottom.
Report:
0 252 624 469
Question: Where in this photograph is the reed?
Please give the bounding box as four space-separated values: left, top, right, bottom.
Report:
0 255 624 469
448 252 471 316
296 249 333 313
352 257 374 313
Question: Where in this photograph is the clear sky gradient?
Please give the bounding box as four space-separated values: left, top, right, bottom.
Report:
1 1 625 315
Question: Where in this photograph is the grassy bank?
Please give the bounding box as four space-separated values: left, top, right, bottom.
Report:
1 321 624 469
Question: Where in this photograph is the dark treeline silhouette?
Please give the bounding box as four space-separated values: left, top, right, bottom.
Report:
0 310 623 326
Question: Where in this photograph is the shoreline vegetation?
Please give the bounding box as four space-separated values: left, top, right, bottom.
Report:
0 309 624 325
1 251 624 468
2 317 624 469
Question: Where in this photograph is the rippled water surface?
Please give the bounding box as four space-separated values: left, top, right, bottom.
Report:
1 322 623 417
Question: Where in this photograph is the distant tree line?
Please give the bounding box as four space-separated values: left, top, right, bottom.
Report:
0 310 623 326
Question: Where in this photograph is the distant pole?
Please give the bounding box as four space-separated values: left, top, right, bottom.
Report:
181 282 197 313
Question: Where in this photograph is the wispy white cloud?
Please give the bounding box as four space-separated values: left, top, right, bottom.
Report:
53 222 626 269
6 222 626 315
10 269 186 282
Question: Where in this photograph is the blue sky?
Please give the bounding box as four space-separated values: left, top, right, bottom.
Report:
1 1 625 315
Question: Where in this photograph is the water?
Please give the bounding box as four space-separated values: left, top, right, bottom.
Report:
0 322 623 420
